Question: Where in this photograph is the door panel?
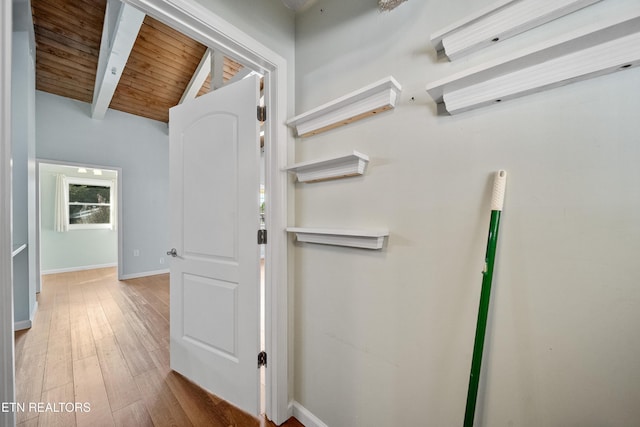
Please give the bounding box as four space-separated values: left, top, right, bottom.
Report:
169 75 261 416
182 113 237 259
182 274 237 359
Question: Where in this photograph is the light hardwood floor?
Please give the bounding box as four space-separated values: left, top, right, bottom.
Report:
14 267 303 427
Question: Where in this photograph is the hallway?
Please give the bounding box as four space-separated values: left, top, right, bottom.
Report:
14 268 302 427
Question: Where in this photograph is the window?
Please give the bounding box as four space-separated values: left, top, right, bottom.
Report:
66 178 113 230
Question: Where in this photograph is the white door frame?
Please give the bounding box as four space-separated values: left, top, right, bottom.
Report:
0 0 15 425
121 0 290 423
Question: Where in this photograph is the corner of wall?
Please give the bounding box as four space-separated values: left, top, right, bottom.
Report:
290 401 329 427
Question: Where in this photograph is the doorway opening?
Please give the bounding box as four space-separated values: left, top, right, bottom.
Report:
5 1 289 424
37 161 120 281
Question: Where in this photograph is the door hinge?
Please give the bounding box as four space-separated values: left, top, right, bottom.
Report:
258 351 267 368
257 105 266 122
257 229 267 245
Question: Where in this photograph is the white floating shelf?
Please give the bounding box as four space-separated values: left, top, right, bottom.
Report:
284 151 369 183
12 243 27 258
431 0 601 61
426 13 640 115
286 228 388 250
286 76 401 137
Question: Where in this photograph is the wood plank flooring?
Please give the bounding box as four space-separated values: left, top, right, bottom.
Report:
14 267 303 427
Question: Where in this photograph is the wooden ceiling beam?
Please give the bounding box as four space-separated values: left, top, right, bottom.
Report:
31 0 251 124
91 0 144 119
179 48 211 104
180 50 248 104
210 49 225 91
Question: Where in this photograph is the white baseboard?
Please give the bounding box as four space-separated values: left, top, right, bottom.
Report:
290 401 328 427
14 301 38 331
119 269 169 280
14 319 31 331
41 262 117 275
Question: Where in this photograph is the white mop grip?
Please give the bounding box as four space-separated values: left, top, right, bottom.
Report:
490 170 507 211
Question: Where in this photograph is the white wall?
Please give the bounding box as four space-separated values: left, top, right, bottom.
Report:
39 164 118 273
293 1 640 426
36 91 169 278
11 0 36 327
193 0 294 59
0 0 14 423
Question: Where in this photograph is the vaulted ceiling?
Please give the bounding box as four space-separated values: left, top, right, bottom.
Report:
31 0 245 123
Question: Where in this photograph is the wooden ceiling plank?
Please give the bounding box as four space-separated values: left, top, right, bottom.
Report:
224 66 251 86
36 72 94 91
121 57 188 83
36 55 95 79
115 80 181 104
31 0 105 30
36 37 98 64
117 72 185 99
133 38 202 71
142 16 206 48
114 79 182 104
31 4 103 47
36 81 93 103
121 56 192 86
36 44 97 73
59 0 107 16
109 97 168 114
126 41 201 78
109 91 167 108
92 0 145 119
36 50 98 75
37 66 96 88
135 30 205 66
223 63 244 80
137 21 205 60
118 68 189 95
113 85 173 108
31 16 101 50
226 57 243 73
36 77 93 98
33 25 100 56
36 68 93 93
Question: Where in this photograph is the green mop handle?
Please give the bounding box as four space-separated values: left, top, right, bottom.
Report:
463 170 507 427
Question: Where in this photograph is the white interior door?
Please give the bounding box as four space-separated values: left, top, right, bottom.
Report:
168 75 261 415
